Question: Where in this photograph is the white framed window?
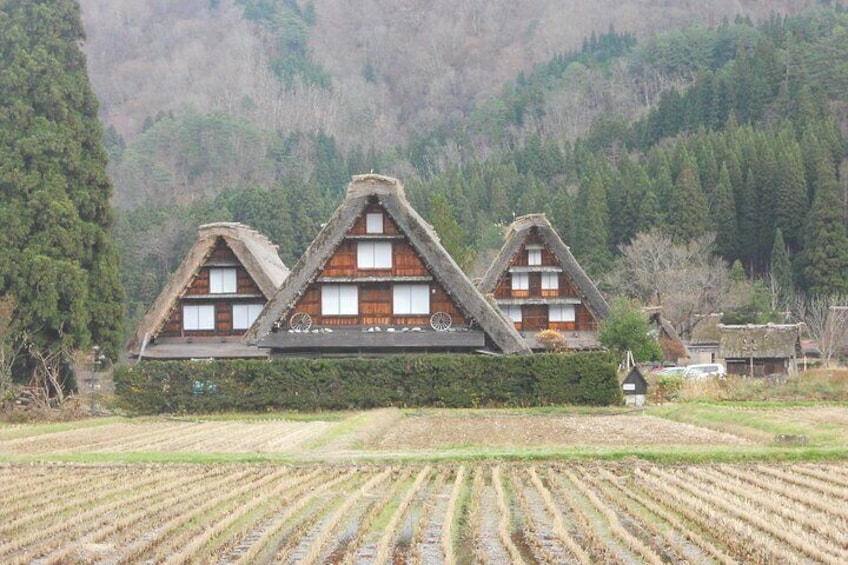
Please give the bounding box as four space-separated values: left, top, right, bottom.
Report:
527 247 542 266
366 212 384 234
504 305 523 322
541 272 559 290
549 304 576 322
357 241 392 269
322 285 358 316
183 304 215 330
512 272 529 291
209 268 237 294
232 303 264 330
393 284 430 315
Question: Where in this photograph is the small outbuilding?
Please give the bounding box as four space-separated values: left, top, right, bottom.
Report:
719 323 802 377
622 367 648 407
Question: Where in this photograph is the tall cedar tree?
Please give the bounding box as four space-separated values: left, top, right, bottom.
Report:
573 168 612 277
0 0 124 371
712 163 738 260
667 153 709 243
801 149 848 296
770 227 794 301
774 128 808 251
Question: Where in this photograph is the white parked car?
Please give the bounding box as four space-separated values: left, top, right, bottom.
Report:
682 363 727 379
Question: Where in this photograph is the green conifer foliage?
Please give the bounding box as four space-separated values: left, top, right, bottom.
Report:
0 0 125 369
667 153 709 243
712 163 738 260
801 152 848 296
774 129 808 251
572 169 612 276
770 227 794 301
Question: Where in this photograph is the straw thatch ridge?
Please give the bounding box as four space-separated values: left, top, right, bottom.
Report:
478 213 610 320
245 174 531 354
719 323 802 359
126 222 289 354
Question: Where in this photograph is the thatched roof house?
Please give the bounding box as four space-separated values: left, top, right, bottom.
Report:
127 222 289 360
686 313 723 363
646 307 690 364
718 323 802 377
477 214 609 350
246 174 530 355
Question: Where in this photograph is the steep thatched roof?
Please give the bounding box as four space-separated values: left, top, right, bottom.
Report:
688 313 723 345
246 174 530 354
646 307 690 362
478 214 610 321
719 323 802 359
127 222 288 354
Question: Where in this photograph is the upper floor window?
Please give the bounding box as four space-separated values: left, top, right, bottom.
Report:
393 284 430 315
209 268 237 294
366 212 384 234
357 241 392 269
183 304 215 330
232 303 264 330
504 305 523 322
512 272 529 291
322 285 358 316
541 272 559 290
527 245 542 266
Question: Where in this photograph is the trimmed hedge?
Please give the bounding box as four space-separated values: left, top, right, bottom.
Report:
113 352 621 414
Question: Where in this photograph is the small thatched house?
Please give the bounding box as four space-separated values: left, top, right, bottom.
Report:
477 214 609 350
646 307 690 364
127 223 289 360
718 323 802 377
686 313 723 363
245 174 530 356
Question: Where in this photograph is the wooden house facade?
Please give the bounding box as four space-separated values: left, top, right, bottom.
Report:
126 223 289 360
246 174 530 356
478 214 609 350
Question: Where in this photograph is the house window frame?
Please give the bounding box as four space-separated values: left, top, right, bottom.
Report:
527 246 543 266
322 285 359 316
504 305 523 323
512 272 529 291
183 304 216 330
232 303 264 330
209 267 237 294
357 241 392 269
541 272 559 290
366 212 384 234
393 284 430 315
549 304 576 322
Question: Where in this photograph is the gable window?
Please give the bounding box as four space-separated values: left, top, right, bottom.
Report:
322 285 358 316
512 272 529 291
366 212 384 234
527 246 542 266
393 284 430 315
357 241 392 269
541 273 559 290
549 304 576 322
504 305 523 322
209 268 237 294
183 304 215 330
232 303 264 330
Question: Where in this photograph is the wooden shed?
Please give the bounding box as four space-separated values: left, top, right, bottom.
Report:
126 223 289 360
622 367 648 406
245 174 530 356
718 323 802 377
477 214 609 351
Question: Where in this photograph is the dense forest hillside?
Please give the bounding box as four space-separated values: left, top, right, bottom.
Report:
73 1 848 337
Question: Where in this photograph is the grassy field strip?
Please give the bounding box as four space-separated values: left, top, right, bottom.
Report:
694 466 848 550
234 467 359 563
0 467 183 562
648 467 839 564
41 466 247 564
161 467 325 563
633 467 784 562
528 467 592 564
120 466 291 563
467 466 486 563
374 465 433 563
596 468 734 565
441 464 466 565
337 467 414 562
0 418 116 441
492 466 525 564
565 468 664 565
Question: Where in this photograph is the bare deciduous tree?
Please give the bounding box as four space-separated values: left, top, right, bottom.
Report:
604 229 730 336
795 294 848 367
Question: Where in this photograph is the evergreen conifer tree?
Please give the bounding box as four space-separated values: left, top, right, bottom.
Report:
712 164 738 260
573 169 612 277
769 228 794 301
0 0 125 373
667 154 709 243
